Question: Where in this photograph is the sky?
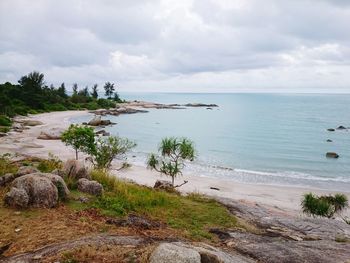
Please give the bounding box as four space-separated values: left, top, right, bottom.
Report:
0 0 349 93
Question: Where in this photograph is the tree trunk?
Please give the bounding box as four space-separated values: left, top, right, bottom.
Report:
75 149 78 160
172 176 174 186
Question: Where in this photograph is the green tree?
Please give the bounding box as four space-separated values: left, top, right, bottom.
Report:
113 92 122 103
57 83 68 98
18 71 45 109
72 83 78 95
104 82 115 99
301 193 349 219
89 136 136 170
147 137 195 186
61 124 95 160
91 84 99 99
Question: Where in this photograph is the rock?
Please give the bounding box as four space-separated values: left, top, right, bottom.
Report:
95 129 110 136
88 115 102 126
77 178 103 196
327 128 335 132
51 169 65 177
106 214 161 229
0 132 7 137
150 243 201 263
16 166 39 177
37 128 64 140
326 139 332 142
154 180 174 191
22 120 43 126
100 119 112 126
337 126 347 130
210 187 220 191
326 152 339 158
63 159 90 180
0 173 15 187
37 173 70 199
184 103 218 107
206 107 213 110
4 188 29 208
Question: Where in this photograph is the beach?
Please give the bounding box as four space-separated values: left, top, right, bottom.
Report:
1 110 349 216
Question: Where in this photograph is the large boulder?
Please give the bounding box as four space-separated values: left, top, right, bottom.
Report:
150 243 201 263
4 173 69 208
63 159 90 180
0 173 15 187
16 166 39 177
88 115 102 126
154 180 174 192
77 178 103 196
5 175 58 208
37 128 64 140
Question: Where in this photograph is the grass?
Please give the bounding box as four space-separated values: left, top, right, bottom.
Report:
0 154 18 176
37 153 63 173
90 170 238 240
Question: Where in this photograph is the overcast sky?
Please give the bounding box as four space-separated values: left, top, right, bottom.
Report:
0 0 349 92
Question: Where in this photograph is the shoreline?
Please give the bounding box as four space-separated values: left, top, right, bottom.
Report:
1 110 350 216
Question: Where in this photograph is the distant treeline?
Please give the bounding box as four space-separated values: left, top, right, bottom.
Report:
0 71 123 117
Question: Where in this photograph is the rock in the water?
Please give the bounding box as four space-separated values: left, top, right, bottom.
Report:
326 152 339 158
88 115 102 126
77 178 103 196
337 125 347 130
5 174 59 208
37 128 64 140
327 128 335 132
16 166 39 177
150 243 201 263
326 139 332 142
4 188 29 208
63 159 90 180
154 180 174 191
95 129 110 136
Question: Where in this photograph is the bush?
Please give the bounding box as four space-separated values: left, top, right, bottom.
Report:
97 98 116 109
0 115 11 126
45 103 67 111
37 153 63 173
0 153 17 176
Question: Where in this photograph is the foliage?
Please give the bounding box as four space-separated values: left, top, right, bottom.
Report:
103 82 115 99
0 115 11 126
301 193 349 218
0 71 123 117
0 153 17 176
88 136 136 170
90 169 237 239
147 137 195 186
37 153 63 173
61 124 96 160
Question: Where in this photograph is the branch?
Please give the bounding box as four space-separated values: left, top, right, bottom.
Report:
174 180 188 188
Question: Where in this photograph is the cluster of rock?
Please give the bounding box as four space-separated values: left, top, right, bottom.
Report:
86 115 116 126
325 125 348 158
2 159 103 209
37 127 65 140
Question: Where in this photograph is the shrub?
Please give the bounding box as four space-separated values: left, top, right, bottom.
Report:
301 193 349 218
37 153 63 172
0 153 17 176
147 137 195 186
88 136 136 170
0 115 11 126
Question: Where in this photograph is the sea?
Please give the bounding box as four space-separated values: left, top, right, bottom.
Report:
71 93 350 192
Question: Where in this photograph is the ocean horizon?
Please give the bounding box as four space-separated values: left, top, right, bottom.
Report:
72 92 350 192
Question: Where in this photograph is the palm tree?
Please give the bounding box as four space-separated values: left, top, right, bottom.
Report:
104 82 115 99
91 84 98 99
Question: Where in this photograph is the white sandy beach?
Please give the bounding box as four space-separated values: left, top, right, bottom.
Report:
1 110 349 216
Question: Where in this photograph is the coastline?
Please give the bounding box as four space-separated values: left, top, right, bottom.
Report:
1 110 350 216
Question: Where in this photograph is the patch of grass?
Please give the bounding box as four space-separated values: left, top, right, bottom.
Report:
0 153 18 176
90 170 238 240
37 153 62 173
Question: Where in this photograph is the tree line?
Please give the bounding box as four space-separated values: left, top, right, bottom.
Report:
0 71 123 117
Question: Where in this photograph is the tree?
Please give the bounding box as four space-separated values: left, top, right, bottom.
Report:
61 124 95 160
72 83 78 95
57 83 67 98
104 82 115 99
147 137 195 186
88 136 136 170
113 92 122 103
78 86 90 97
301 193 349 219
18 71 45 108
91 84 98 99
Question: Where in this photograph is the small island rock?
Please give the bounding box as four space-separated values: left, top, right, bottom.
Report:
326 152 339 158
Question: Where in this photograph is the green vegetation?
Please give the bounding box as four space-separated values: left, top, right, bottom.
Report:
0 115 12 133
89 169 237 239
0 71 122 117
301 192 349 219
89 136 136 170
37 153 63 173
0 153 17 176
147 137 195 186
61 125 96 160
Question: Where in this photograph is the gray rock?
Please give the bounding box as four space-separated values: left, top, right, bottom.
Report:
326 139 332 142
51 169 65 177
337 125 347 130
327 128 335 132
154 180 173 191
63 159 90 180
37 128 64 140
0 173 15 187
5 174 59 208
150 243 201 263
0 132 7 137
33 172 70 199
326 152 339 158
16 166 39 176
22 120 43 126
77 178 103 196
4 188 29 208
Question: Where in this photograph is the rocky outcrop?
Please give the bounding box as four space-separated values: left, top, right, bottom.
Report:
326 152 339 158
95 129 110 136
215 197 350 263
77 178 103 196
0 173 15 187
154 180 174 191
37 128 64 140
87 116 115 126
183 103 218 107
63 159 90 180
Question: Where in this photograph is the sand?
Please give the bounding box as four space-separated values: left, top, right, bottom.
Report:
1 110 349 216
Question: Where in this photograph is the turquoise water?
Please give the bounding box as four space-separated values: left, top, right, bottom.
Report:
72 93 350 192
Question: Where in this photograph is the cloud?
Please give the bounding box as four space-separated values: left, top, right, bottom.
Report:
0 0 349 92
